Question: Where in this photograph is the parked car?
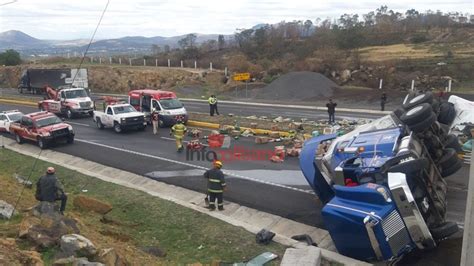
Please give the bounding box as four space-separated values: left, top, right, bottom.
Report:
93 103 146 133
0 110 24 133
9 111 74 149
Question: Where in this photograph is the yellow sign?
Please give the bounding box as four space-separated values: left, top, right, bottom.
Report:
233 72 250 81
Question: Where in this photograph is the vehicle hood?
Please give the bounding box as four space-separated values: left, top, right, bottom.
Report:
160 107 187 115
65 97 92 104
37 123 70 133
115 112 144 119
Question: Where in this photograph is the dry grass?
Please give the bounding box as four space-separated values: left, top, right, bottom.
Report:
359 43 474 62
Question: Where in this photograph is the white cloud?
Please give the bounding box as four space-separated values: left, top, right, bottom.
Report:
0 0 471 39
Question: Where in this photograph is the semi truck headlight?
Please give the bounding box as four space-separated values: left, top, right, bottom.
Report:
68 125 73 131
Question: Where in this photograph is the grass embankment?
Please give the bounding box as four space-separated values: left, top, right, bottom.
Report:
0 148 286 264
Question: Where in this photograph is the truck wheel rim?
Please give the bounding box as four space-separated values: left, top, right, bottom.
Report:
38 139 43 148
16 134 20 142
406 105 423 116
114 124 121 132
410 94 425 103
67 110 72 118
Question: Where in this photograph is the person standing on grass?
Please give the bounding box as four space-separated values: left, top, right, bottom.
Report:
204 160 227 211
208 95 219 116
381 93 387 111
35 167 67 215
151 108 159 135
326 99 337 124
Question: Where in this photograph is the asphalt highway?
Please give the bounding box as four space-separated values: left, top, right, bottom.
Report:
1 101 469 265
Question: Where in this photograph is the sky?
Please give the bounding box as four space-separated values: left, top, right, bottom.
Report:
0 0 472 40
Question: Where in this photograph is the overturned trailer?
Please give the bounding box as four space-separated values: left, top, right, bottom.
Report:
300 92 464 262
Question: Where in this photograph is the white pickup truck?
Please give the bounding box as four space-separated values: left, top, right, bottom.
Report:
93 104 146 133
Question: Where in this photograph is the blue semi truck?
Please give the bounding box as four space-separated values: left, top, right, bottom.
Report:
300 92 463 262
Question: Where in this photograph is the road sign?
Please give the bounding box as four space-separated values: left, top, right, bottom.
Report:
233 72 250 81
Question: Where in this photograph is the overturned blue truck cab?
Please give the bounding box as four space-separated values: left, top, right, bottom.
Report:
300 92 463 262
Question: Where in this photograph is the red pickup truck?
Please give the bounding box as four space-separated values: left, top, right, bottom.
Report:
9 111 75 149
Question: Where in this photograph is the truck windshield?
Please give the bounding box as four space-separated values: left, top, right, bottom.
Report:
160 98 183 110
64 89 87 99
36 116 63 127
113 105 137 114
8 113 23 122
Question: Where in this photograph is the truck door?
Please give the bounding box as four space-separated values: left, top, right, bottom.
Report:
20 117 35 140
104 107 114 127
152 100 161 112
0 114 6 132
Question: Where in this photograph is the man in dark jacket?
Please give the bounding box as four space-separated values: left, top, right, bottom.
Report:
35 167 67 214
326 99 337 124
203 160 226 211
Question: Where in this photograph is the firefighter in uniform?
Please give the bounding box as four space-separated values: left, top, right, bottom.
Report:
35 167 68 215
204 160 226 211
208 95 219 116
170 117 187 152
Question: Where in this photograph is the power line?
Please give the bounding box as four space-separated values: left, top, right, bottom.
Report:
72 0 111 84
0 0 17 7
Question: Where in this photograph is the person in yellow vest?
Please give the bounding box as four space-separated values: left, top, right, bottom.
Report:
208 95 219 116
170 117 187 152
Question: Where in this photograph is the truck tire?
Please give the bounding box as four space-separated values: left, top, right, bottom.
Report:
430 222 459 241
113 122 122 133
66 109 74 119
96 118 104 129
438 102 456 125
431 99 440 113
37 137 47 149
400 103 433 125
15 133 23 144
402 92 434 110
392 107 405 120
407 112 436 133
402 92 416 105
66 135 74 144
39 104 45 111
445 134 462 152
441 160 463 178
438 148 459 169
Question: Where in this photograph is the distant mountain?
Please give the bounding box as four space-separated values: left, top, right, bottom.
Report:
0 30 233 55
0 30 47 49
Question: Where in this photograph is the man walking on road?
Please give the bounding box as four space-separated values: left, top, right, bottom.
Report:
208 95 219 116
326 99 337 124
35 167 68 215
170 117 187 152
204 160 227 211
380 93 387 111
151 108 159 135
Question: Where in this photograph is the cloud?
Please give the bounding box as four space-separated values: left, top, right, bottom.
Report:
0 0 471 39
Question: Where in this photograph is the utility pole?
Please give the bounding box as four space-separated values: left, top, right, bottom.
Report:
379 79 383 90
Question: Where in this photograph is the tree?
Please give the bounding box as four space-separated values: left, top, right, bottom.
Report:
303 20 313 37
217 34 225 50
0 49 21 66
151 44 161 55
178 33 197 49
163 45 170 53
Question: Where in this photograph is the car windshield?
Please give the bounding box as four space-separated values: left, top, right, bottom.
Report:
113 105 136 114
36 116 63 127
160 98 183 110
8 113 23 122
64 89 88 99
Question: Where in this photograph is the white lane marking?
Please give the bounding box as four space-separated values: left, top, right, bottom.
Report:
75 138 313 194
67 121 91 127
160 136 209 147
